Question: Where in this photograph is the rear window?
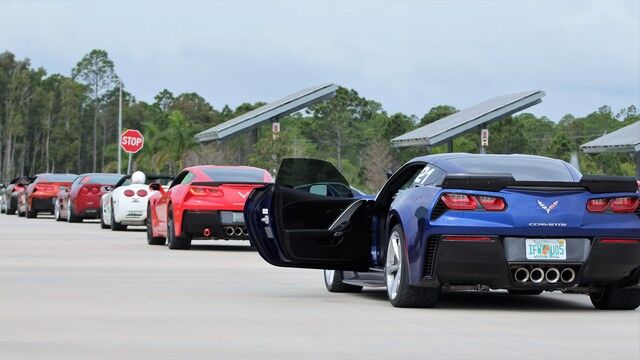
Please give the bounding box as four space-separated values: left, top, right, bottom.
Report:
38 174 77 183
84 174 123 185
201 168 267 183
448 157 576 182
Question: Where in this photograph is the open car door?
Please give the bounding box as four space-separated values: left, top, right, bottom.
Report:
245 158 373 271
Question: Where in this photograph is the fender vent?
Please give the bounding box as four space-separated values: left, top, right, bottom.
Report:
423 237 439 278
430 200 447 221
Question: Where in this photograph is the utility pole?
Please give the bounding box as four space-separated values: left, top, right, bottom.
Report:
117 83 123 174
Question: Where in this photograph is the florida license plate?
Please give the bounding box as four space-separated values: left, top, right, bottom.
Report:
526 239 566 260
232 212 245 224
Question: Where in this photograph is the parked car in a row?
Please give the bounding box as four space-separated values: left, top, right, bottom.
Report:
54 173 122 222
17 173 77 218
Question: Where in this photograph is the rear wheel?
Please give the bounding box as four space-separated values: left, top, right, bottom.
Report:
167 207 190 250
110 201 127 231
26 201 37 218
323 270 363 293
385 224 440 308
67 199 82 223
590 286 640 310
146 205 165 245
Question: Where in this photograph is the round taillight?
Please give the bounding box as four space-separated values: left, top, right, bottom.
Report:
137 189 148 197
90 187 100 194
124 189 135 197
80 187 89 194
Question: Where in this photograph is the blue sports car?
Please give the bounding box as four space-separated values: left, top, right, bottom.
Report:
245 154 640 309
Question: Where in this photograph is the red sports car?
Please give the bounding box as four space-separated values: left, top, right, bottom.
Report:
54 173 122 222
4 176 34 216
147 165 273 249
18 173 77 218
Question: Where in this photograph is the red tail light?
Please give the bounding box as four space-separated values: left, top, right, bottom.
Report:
137 189 148 197
35 184 55 192
442 235 493 242
441 193 478 210
610 197 639 213
476 196 506 211
600 238 640 244
90 187 100 194
80 187 89 194
587 198 610 212
189 186 223 197
124 189 135 197
587 197 639 213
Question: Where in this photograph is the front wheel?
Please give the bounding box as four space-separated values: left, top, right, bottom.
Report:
590 286 640 310
323 270 363 293
167 207 191 250
385 224 440 308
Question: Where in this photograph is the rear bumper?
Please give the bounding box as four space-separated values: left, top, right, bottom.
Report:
78 208 101 219
181 210 249 240
31 197 55 212
417 236 640 290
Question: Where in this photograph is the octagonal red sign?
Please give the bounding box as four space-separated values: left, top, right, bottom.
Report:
120 129 144 153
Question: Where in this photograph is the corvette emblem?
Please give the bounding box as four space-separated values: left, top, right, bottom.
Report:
537 200 558 214
237 191 249 199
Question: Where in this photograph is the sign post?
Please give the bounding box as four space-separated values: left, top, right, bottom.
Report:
480 128 489 154
120 129 144 174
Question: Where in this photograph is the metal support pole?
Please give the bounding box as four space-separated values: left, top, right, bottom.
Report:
447 139 453 153
635 152 640 179
479 126 487 154
127 153 132 174
117 84 123 174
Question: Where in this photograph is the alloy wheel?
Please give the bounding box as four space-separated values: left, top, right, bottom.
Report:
385 230 402 300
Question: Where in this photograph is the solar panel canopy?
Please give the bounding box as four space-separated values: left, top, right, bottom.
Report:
580 120 640 153
195 83 339 143
390 90 546 148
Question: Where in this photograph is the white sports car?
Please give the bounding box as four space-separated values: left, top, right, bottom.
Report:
100 172 172 231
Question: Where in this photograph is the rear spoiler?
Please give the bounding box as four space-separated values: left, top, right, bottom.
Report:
191 181 271 187
441 174 638 194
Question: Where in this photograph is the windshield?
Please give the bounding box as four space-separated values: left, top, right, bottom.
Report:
201 168 268 183
448 157 576 182
84 174 123 185
38 174 77 183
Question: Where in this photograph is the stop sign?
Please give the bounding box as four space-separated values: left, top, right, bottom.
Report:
120 129 144 153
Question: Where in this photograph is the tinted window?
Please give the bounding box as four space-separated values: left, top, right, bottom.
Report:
201 168 267 183
448 157 576 182
38 174 77 183
277 158 353 198
181 172 196 184
84 174 122 185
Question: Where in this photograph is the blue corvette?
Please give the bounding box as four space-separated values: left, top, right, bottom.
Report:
245 154 640 309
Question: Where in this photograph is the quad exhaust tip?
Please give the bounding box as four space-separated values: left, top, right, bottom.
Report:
545 267 560 283
561 268 576 283
225 226 235 236
242 227 249 236
529 268 545 283
234 227 244 236
514 268 530 283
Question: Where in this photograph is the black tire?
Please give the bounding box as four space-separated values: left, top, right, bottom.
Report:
508 289 543 295
385 224 440 308
110 201 127 231
6 207 16 215
146 205 165 245
167 207 191 250
590 286 640 310
99 205 110 229
67 199 82 223
323 270 363 293
26 202 37 218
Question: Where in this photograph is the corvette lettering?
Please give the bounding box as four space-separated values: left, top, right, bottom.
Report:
528 222 567 227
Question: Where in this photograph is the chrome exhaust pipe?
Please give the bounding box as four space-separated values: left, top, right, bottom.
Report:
561 268 576 283
242 227 249 236
545 267 560 283
530 268 544 283
225 226 235 236
234 227 243 236
513 268 530 283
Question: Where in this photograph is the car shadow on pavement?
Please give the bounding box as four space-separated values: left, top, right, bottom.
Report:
357 289 594 311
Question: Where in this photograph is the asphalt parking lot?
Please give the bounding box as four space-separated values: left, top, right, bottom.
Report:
1 214 638 359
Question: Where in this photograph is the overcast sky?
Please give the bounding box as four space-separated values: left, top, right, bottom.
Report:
1 0 638 120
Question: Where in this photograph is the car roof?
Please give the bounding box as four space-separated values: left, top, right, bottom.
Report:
410 153 579 175
185 165 268 172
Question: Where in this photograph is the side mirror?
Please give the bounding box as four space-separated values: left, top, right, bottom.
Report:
149 183 161 191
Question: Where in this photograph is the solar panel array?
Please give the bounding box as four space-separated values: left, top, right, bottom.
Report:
195 83 339 143
581 120 640 153
390 90 546 148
